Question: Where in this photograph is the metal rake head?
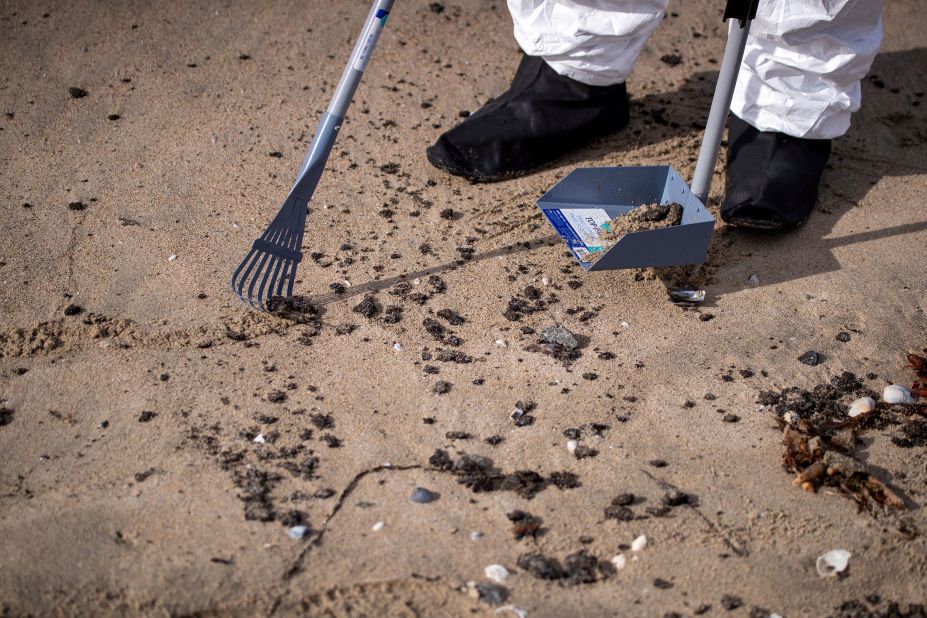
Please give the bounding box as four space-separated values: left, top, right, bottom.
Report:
231 195 307 311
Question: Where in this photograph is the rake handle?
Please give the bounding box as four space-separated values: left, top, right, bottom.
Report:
290 0 395 200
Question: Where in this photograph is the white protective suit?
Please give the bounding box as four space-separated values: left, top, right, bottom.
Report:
507 0 883 139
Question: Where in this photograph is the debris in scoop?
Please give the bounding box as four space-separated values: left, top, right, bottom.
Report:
590 203 683 260
816 549 851 577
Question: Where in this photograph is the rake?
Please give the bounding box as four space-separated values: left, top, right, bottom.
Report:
231 0 395 310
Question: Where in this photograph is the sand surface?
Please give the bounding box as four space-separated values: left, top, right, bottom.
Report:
2 1 927 616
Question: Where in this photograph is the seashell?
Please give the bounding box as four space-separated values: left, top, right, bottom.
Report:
847 397 875 417
484 564 510 584
611 554 627 570
372 521 385 531
816 549 850 577
882 384 915 405
631 535 648 552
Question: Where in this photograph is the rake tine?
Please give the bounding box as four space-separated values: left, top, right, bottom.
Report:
257 252 284 309
232 247 262 302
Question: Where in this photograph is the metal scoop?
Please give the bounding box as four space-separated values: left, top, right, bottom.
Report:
538 2 757 270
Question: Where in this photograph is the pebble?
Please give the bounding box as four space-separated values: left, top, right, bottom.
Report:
495 339 508 348
470 531 483 541
798 350 821 366
566 440 578 454
816 549 851 577
484 564 510 584
847 397 876 417
393 342 403 351
372 521 386 531
168 254 177 262
253 434 266 444
620 321 631 329
631 535 648 552
539 326 578 350
287 525 308 540
882 384 915 404
611 554 627 570
410 487 439 503
541 276 551 286
747 274 760 287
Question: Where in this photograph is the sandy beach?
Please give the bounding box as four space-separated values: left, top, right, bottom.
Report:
1 1 926 616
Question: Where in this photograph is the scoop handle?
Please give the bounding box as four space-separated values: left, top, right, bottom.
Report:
690 15 752 205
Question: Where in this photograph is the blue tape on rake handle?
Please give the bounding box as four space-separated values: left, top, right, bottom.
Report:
251 238 303 263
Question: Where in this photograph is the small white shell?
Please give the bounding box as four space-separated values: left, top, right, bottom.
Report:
566 440 578 454
484 564 510 584
631 535 648 552
469 531 483 541
541 276 551 286
620 321 631 329
168 254 177 262
882 384 915 405
372 521 385 531
747 274 760 287
783 411 800 425
287 525 308 540
611 554 627 570
495 339 508 348
847 397 876 417
253 434 266 444
393 342 402 351
816 549 851 577
412 278 421 285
